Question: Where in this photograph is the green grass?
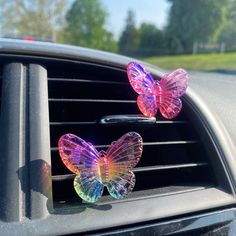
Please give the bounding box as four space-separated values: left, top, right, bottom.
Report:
144 52 236 71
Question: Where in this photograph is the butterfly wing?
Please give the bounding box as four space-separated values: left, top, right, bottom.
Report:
158 69 188 119
58 133 104 203
127 62 158 117
159 97 183 120
127 62 155 95
137 94 157 118
105 132 143 199
74 171 104 203
160 68 188 98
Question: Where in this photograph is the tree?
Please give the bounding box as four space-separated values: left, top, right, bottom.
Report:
62 0 117 52
218 0 236 51
166 0 228 53
118 10 139 56
0 0 66 41
137 23 164 57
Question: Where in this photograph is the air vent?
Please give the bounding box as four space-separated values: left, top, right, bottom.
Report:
48 61 216 208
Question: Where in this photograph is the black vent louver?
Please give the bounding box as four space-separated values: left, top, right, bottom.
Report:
48 61 216 208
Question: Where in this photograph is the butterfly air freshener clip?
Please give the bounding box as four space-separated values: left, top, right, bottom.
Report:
127 62 189 119
58 132 143 203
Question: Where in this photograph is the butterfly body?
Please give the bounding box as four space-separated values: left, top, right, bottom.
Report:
127 62 188 119
58 132 143 203
97 152 111 185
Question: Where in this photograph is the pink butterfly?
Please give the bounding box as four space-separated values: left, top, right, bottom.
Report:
127 62 189 119
58 132 143 203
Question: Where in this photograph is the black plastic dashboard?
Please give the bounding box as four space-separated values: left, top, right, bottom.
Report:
0 39 236 235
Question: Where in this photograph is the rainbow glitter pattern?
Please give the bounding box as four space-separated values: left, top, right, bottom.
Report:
127 62 189 119
58 132 143 203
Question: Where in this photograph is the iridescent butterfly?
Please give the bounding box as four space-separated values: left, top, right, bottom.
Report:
58 132 143 203
127 62 189 119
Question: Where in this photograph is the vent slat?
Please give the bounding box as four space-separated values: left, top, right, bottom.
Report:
134 163 207 172
51 121 97 125
49 98 136 103
52 162 208 182
50 121 195 147
50 120 187 126
48 78 136 100
51 140 198 151
53 184 214 208
49 78 128 85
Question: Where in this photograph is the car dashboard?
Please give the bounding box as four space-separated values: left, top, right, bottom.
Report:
0 39 236 235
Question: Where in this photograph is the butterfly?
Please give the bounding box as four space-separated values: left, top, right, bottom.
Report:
127 62 189 119
58 132 143 203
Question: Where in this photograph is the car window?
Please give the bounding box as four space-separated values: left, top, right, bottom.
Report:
0 0 235 73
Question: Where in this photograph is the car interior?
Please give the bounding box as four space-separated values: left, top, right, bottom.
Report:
0 39 236 235
1 0 236 235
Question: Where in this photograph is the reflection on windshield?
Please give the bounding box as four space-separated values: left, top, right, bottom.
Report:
0 0 235 72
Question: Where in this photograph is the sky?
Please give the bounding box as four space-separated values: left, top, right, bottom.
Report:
102 0 170 39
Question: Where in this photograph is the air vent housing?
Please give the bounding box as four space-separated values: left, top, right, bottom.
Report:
0 41 234 235
48 61 217 207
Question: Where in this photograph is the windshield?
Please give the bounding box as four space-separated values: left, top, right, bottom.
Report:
1 0 235 73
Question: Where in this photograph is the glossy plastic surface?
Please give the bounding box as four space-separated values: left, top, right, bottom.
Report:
58 132 143 202
127 62 188 119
